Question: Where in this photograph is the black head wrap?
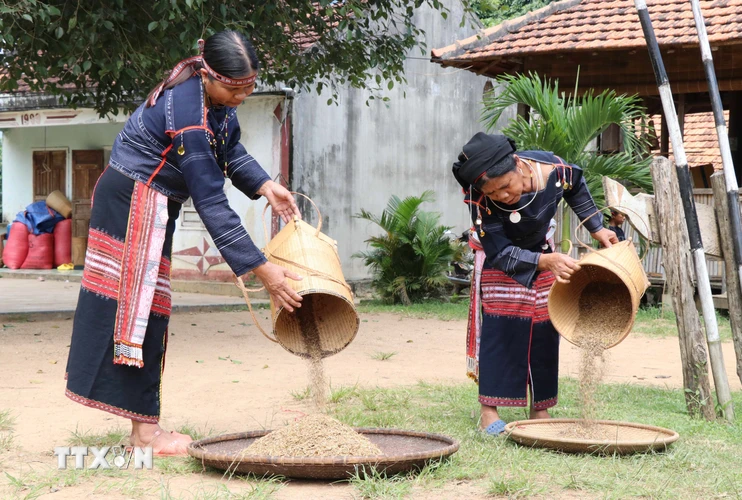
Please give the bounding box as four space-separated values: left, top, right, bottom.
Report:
451 133 517 190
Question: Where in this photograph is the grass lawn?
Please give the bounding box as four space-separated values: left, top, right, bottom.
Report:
329 380 742 499
3 302 741 499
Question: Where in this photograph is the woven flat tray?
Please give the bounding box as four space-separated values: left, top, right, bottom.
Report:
187 428 459 479
505 419 679 455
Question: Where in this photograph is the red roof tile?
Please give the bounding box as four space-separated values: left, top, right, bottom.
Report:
648 111 729 168
432 0 742 61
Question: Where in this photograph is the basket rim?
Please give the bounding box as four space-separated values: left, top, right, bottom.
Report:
273 289 358 319
187 427 460 466
547 265 641 349
504 418 680 446
272 289 360 358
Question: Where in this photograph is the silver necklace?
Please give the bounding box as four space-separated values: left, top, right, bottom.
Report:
490 161 543 223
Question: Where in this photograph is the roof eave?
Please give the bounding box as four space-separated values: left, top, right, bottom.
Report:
434 38 742 74
431 0 583 62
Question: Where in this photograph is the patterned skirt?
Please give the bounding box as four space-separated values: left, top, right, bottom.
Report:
477 268 559 410
65 167 180 423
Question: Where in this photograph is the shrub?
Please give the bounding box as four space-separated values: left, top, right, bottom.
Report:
353 191 455 304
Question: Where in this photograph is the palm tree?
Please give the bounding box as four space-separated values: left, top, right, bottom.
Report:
353 191 455 305
481 72 653 247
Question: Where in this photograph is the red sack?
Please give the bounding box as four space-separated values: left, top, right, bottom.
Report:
2 222 30 269
53 219 72 267
21 232 54 269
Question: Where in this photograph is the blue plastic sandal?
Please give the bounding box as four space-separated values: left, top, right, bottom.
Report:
484 419 507 436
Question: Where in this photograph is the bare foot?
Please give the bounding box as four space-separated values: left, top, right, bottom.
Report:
130 422 192 456
529 409 551 420
480 404 501 429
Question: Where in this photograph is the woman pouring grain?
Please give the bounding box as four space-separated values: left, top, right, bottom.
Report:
64 31 303 457
452 133 617 435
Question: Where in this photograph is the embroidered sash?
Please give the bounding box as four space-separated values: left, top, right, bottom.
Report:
113 182 169 368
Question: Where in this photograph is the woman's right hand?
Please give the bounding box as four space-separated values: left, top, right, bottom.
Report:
249 261 303 312
538 252 581 284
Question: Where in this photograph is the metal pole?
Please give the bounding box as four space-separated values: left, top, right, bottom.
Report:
634 0 734 421
690 0 742 296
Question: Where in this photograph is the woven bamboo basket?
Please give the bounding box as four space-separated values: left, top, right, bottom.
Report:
548 239 650 349
46 190 72 218
504 419 679 455
236 194 359 358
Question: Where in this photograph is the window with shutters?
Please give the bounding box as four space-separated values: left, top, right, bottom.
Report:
180 178 232 230
32 150 67 201
180 197 205 229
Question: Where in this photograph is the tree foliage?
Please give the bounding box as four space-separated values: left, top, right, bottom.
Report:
353 191 456 305
471 0 557 27
0 0 454 115
481 72 653 207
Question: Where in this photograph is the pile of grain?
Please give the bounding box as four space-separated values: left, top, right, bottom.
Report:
242 414 383 457
295 294 327 408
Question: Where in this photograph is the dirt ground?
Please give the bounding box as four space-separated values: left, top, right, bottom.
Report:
1 310 740 499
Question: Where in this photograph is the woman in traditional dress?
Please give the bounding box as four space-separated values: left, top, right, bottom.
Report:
65 31 302 455
452 133 617 435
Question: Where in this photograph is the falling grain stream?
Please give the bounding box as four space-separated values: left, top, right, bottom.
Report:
243 295 382 457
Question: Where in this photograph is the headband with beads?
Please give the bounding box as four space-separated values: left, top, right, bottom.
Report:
148 39 257 106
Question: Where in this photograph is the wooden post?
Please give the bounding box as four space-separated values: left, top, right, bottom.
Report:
636 0 733 421
711 172 742 385
652 157 715 420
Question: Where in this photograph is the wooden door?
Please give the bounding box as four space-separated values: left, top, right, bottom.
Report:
72 150 104 238
32 150 66 201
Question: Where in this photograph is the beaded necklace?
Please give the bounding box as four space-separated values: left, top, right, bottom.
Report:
488 160 543 224
174 82 231 177
203 86 231 177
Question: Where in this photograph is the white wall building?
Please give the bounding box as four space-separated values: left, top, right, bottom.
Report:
1 1 500 282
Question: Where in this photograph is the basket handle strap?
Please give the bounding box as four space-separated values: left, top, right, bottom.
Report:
574 206 645 297
262 192 322 244
259 192 352 294
574 205 650 261
233 275 278 344
267 253 353 293
554 239 573 255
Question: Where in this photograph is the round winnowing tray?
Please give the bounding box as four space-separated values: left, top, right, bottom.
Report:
188 428 459 479
504 419 679 454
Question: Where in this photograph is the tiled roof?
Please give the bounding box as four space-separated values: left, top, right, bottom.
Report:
648 111 728 168
432 0 742 61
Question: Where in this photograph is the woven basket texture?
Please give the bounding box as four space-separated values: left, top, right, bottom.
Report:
505 418 679 454
264 218 359 358
46 190 72 218
187 428 460 479
548 240 650 349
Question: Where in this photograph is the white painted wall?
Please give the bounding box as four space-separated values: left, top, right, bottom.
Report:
292 1 516 280
1 95 284 279
1 122 124 221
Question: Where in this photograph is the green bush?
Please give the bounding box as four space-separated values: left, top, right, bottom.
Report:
353 191 455 305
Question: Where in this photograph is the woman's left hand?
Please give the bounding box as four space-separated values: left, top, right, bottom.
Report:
591 228 619 248
257 180 302 223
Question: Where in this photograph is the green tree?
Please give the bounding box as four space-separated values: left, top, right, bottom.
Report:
472 0 558 27
353 191 456 305
0 0 455 116
481 72 653 246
